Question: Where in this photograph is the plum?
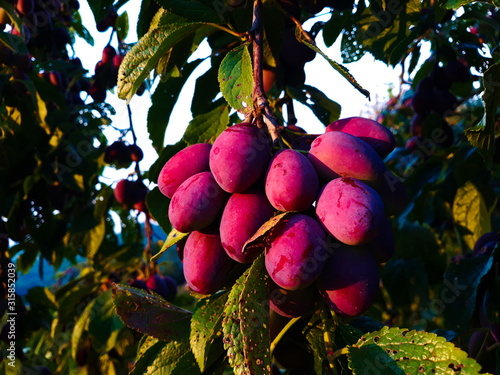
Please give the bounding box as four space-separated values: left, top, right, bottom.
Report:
265 149 319 212
158 143 212 198
220 186 276 263
317 244 380 316
308 131 387 185
325 117 396 157
168 171 228 233
183 227 236 295
367 216 395 263
270 282 317 318
316 178 385 245
209 123 271 193
265 214 329 290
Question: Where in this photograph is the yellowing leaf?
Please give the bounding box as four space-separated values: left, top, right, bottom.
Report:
452 181 491 250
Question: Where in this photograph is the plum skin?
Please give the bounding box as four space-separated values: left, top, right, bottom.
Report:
265 214 329 291
265 149 319 212
158 143 212 199
316 245 380 317
209 123 271 193
316 177 385 246
220 186 276 263
183 228 236 295
325 117 396 157
168 171 228 233
308 131 387 185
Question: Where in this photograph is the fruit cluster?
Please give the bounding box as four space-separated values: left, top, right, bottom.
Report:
113 179 148 213
158 117 406 317
105 140 144 166
409 59 471 149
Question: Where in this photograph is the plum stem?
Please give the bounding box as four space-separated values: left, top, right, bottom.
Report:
270 316 301 354
250 0 282 141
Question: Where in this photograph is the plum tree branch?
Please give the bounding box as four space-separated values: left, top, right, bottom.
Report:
250 0 282 141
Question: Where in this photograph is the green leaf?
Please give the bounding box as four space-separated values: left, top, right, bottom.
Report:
88 291 124 353
71 299 96 361
191 57 225 116
452 181 492 251
183 103 229 145
323 11 351 48
151 228 189 262
287 85 341 126
0 31 27 55
348 327 485 374
295 26 370 99
190 292 229 371
131 339 166 375
147 59 203 151
86 0 114 25
146 187 171 235
112 283 192 341
116 11 129 41
71 11 95 46
154 0 224 23
465 63 500 169
222 254 271 375
442 255 494 333
445 0 477 10
218 43 254 114
144 340 201 375
118 21 210 101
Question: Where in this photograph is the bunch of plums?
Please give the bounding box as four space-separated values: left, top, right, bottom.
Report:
157 117 406 317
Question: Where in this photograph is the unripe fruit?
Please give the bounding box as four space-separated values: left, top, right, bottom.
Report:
220 186 275 263
325 117 396 157
316 178 385 245
317 245 380 316
158 143 211 198
168 171 228 233
265 214 328 290
308 131 387 185
265 149 319 212
183 227 236 294
209 123 271 193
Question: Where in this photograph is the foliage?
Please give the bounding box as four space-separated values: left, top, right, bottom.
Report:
1 0 500 374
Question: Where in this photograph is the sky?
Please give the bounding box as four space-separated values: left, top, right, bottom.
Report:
74 0 403 183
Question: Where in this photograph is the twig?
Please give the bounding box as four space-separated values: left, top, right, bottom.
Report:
250 0 282 140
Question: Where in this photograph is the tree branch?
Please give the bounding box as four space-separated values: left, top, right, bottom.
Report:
250 0 282 141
